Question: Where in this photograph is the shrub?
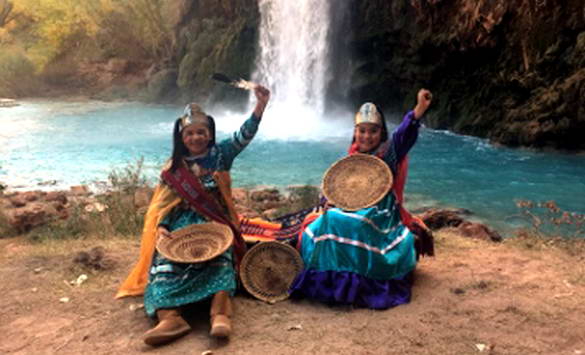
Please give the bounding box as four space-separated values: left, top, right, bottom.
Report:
27 159 150 242
27 203 91 242
512 199 584 238
0 50 39 97
97 158 150 237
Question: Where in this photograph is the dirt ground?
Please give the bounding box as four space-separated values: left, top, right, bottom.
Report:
1 231 584 355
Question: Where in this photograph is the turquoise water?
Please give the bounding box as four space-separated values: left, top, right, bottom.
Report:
1 100 584 236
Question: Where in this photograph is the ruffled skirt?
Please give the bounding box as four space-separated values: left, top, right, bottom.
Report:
289 197 416 310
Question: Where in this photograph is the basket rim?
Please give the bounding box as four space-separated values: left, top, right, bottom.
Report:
240 241 304 303
322 153 393 211
156 222 233 264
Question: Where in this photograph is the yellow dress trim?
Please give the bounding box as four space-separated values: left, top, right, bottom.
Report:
115 171 239 299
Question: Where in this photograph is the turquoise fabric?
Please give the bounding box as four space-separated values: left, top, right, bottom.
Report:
144 178 237 317
300 190 417 281
143 114 259 317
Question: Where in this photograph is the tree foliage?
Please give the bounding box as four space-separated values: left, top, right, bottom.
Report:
84 0 174 62
0 0 14 28
0 0 173 74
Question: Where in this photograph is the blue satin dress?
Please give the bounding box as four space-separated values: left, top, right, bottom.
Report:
289 111 421 309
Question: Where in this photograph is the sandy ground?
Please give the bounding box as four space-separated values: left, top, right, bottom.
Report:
1 232 584 355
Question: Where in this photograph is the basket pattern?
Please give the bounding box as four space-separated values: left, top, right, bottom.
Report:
240 242 304 303
156 223 233 263
322 154 393 211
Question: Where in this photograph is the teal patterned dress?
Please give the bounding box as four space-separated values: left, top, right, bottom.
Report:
143 114 260 317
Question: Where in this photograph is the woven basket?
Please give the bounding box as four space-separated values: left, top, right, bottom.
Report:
240 242 304 303
322 153 393 211
156 223 233 263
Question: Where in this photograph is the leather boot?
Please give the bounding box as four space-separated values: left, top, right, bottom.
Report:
210 291 232 338
143 308 191 346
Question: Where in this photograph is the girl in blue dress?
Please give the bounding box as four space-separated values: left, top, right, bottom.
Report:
290 89 433 309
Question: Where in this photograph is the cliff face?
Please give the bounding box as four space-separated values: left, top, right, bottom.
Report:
148 0 259 107
347 0 585 150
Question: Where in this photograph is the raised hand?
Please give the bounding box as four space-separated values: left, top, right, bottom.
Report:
414 88 433 119
253 85 271 118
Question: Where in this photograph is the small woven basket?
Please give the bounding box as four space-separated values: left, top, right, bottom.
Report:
156 223 233 263
322 153 393 211
240 242 304 303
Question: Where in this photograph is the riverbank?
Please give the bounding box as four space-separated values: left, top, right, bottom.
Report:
1 230 584 354
3 99 585 237
0 184 510 244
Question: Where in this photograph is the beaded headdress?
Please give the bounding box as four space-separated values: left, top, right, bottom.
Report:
180 103 209 131
354 102 382 126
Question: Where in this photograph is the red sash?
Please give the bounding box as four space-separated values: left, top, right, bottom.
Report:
161 165 247 266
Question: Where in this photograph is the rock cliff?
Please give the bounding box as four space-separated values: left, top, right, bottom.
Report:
148 0 259 107
346 0 585 149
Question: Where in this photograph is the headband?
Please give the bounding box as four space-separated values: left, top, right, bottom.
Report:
355 102 382 126
180 103 209 130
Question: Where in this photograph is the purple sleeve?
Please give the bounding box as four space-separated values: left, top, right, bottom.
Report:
390 110 421 162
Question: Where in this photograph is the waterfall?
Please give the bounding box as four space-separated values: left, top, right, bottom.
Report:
250 0 349 139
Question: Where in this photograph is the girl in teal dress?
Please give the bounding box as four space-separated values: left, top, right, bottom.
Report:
122 85 270 346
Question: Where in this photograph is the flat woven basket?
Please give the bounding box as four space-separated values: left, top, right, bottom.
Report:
322 153 393 211
240 241 304 303
156 222 233 264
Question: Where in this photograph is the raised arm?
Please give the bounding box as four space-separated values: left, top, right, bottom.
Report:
391 89 432 162
218 85 271 169
253 85 270 119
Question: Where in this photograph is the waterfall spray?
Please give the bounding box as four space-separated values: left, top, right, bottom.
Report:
254 0 331 114
246 0 349 139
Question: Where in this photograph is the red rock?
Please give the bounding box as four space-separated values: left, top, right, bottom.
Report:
231 188 249 205
6 202 58 233
262 208 281 220
456 221 503 242
8 196 27 208
250 188 283 201
235 205 260 219
9 191 45 207
45 191 68 205
418 208 469 230
70 185 90 196
134 187 154 209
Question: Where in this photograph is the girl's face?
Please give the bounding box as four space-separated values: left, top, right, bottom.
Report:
354 123 382 153
182 122 211 155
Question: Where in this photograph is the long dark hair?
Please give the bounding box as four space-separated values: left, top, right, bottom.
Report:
351 103 389 146
169 115 216 172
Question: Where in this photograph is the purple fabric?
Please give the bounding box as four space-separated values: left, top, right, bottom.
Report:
392 110 421 162
289 269 413 310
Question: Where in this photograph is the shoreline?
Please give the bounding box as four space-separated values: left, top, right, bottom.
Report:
3 182 584 240
3 183 583 241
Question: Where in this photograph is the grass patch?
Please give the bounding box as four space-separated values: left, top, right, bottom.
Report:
507 229 585 256
433 229 483 250
26 159 150 243
0 207 18 238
